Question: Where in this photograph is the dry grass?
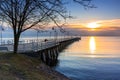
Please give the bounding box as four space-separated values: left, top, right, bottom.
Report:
0 53 70 80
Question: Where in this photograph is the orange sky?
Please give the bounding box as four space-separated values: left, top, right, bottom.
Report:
66 18 120 31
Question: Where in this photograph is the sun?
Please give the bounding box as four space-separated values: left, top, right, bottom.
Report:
87 22 100 29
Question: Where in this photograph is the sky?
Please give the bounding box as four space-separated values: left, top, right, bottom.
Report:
63 0 120 36
1 0 120 37
66 0 120 23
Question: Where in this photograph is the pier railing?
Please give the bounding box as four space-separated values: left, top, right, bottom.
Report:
0 37 76 53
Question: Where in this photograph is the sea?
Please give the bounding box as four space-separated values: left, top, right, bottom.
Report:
55 36 120 80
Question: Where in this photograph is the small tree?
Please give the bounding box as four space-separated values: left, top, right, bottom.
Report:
0 0 94 54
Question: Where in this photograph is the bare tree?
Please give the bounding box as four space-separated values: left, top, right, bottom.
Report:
73 0 96 9
0 0 65 53
0 0 93 54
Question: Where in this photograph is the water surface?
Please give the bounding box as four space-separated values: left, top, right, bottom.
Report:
55 37 120 80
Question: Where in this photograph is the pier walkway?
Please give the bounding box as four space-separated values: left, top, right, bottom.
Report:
0 37 80 53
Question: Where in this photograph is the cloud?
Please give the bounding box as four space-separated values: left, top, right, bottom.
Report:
67 18 120 30
64 19 120 36
95 19 120 28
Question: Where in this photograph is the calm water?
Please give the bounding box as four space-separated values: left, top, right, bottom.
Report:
55 37 120 80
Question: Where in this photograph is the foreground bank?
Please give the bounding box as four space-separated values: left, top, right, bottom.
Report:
0 53 70 80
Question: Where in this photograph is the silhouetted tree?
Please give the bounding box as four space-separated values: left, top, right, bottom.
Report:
0 0 93 54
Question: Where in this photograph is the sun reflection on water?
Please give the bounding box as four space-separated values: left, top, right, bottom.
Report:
89 37 96 54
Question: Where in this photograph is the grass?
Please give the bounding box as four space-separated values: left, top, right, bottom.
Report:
0 53 69 80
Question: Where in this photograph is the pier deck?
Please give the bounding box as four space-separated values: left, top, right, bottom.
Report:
0 37 80 53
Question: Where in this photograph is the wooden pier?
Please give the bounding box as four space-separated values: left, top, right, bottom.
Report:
0 37 80 66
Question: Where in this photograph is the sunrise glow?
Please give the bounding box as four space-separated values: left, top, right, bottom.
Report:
89 37 96 53
87 22 101 29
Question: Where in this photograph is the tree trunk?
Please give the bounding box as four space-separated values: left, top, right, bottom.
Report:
14 33 20 54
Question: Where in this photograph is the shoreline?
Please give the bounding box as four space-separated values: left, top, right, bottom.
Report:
0 53 70 80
